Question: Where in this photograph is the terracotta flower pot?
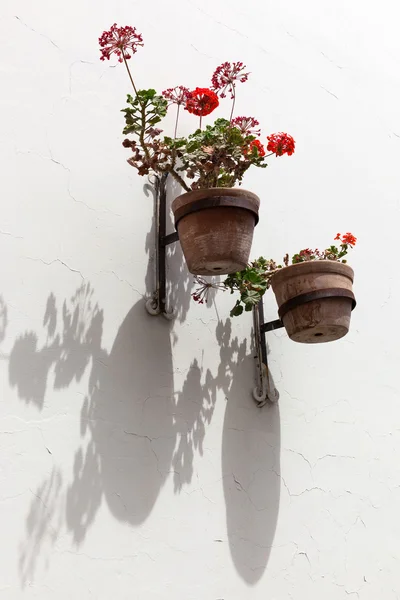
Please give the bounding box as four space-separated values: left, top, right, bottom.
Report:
171 188 260 276
270 261 356 344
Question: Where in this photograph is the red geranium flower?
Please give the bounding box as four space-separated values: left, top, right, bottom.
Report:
162 86 191 106
231 116 261 136
244 139 265 157
335 232 357 246
267 132 295 156
185 88 219 117
99 24 143 62
211 62 249 98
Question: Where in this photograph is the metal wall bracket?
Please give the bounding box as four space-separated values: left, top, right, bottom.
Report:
252 300 283 406
145 173 179 318
144 173 279 403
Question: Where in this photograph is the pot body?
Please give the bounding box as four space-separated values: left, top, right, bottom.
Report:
171 188 260 276
270 261 355 343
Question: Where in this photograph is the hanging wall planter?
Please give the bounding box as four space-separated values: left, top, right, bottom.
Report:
172 188 260 275
270 261 355 343
222 231 357 342
98 24 295 287
220 232 358 404
99 23 359 407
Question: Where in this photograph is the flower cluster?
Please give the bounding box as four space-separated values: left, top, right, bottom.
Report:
231 116 260 136
99 23 295 192
185 88 219 117
335 232 357 246
162 86 191 106
292 233 357 264
99 24 143 62
292 248 324 263
211 62 249 98
244 139 265 157
267 132 295 156
191 276 226 304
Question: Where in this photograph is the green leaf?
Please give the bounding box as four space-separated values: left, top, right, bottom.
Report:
241 289 261 307
245 270 264 285
230 303 244 317
137 88 157 101
123 125 139 135
148 116 162 126
213 118 230 128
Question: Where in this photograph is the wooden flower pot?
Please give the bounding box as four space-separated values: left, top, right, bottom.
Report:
171 188 260 276
270 261 356 343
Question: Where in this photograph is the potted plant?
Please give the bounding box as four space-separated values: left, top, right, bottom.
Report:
193 233 357 343
99 24 295 275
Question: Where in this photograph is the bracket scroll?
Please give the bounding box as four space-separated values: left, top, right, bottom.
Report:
252 300 282 406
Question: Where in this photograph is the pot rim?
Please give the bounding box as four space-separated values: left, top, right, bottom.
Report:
172 187 260 209
270 260 354 285
171 187 260 228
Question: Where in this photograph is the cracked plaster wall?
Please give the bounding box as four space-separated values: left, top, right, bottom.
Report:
0 0 400 598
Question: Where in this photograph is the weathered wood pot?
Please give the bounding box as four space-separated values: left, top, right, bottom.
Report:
270 261 356 344
171 188 260 276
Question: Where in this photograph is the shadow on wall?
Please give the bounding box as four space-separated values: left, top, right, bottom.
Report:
10 284 280 585
8 286 180 528
8 179 280 585
8 286 103 409
19 468 63 585
222 358 280 584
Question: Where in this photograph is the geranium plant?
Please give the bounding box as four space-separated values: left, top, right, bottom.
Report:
192 232 357 315
99 24 295 191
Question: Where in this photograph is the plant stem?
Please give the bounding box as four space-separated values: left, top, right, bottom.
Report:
229 88 236 122
199 116 202 130
122 53 139 97
174 105 180 139
168 168 191 192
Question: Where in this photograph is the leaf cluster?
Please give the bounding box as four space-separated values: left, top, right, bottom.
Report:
121 90 167 137
164 118 267 189
224 257 279 317
121 89 172 176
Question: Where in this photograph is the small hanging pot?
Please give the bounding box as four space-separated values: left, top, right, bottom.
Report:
270 261 356 343
171 188 260 276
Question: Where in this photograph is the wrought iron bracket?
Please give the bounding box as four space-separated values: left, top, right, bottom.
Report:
252 287 356 405
252 300 283 406
145 174 179 318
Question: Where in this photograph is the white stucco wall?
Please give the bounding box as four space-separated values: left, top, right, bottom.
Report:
1 0 399 597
